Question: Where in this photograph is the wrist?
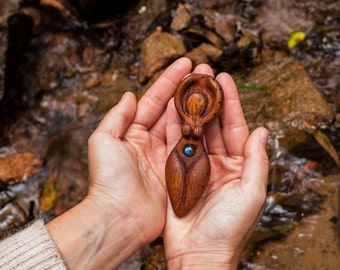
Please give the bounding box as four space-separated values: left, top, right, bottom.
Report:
47 197 144 269
166 251 238 270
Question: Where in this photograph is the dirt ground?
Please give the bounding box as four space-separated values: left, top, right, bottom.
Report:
251 173 340 269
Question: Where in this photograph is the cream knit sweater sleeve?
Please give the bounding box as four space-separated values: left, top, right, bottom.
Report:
0 220 67 270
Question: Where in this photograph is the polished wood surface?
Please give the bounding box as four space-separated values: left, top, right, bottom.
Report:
166 74 224 217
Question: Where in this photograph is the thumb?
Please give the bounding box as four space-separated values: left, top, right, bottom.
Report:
241 127 269 199
96 92 137 138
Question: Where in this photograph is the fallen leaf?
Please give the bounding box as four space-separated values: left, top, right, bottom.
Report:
288 31 306 50
39 180 57 212
303 119 340 168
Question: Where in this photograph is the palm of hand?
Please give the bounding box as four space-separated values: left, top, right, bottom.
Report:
164 66 268 265
89 126 166 205
86 110 168 245
164 140 267 269
86 58 193 244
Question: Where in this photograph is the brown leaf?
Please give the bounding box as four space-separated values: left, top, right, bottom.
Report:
303 119 340 168
313 129 340 167
0 152 42 185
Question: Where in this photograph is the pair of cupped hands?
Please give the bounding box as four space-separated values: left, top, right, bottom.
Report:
47 58 269 270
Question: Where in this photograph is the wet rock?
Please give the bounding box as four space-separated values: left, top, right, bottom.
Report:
138 29 186 83
185 43 223 66
236 30 260 52
170 3 192 31
235 29 262 65
245 151 326 247
243 50 334 151
170 2 236 44
213 15 236 43
0 152 42 185
251 173 340 270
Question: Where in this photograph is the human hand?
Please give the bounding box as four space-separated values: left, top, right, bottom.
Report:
164 64 269 269
85 57 192 243
47 58 192 269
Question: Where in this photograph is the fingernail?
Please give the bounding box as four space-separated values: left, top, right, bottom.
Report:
260 128 269 145
120 91 131 103
121 91 129 100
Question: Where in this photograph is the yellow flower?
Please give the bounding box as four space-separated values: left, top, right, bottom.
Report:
287 31 306 50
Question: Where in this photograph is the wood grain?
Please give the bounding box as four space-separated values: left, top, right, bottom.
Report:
166 74 224 217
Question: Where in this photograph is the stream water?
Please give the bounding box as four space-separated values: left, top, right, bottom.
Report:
0 0 339 269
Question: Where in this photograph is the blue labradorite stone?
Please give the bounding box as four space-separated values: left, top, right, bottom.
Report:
183 145 195 157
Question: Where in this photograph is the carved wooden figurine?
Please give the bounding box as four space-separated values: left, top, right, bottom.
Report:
165 74 224 217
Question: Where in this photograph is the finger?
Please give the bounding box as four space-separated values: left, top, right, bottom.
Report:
192 63 214 76
96 92 137 138
242 127 269 200
134 57 192 129
205 117 227 156
149 109 167 142
166 98 182 153
217 72 249 157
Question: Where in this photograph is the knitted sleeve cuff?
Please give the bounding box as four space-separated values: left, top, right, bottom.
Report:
0 220 67 270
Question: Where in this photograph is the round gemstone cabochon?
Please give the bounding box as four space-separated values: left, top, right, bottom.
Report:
183 145 195 157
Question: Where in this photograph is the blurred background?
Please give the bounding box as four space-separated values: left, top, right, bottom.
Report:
0 0 339 269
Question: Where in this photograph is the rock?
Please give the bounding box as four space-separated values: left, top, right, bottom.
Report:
235 30 262 65
170 2 236 44
138 30 186 83
184 27 224 50
185 43 223 66
213 15 236 43
243 50 334 151
0 152 42 185
236 30 260 51
170 3 192 31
